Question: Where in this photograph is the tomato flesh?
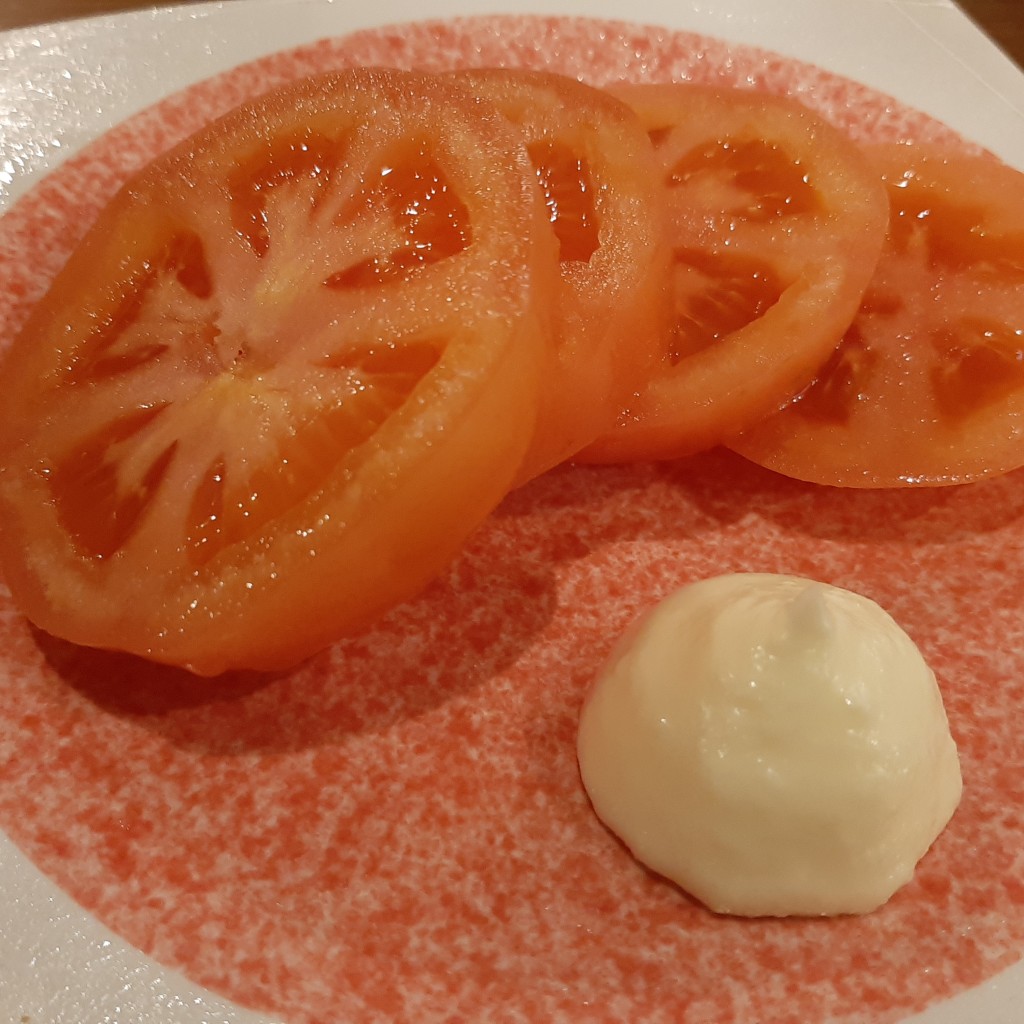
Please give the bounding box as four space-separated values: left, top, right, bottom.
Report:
669 248 784 362
0 69 555 675
451 69 671 480
730 143 1024 487
577 84 889 464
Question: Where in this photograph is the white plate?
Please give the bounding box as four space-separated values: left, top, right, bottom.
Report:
1 1 1023 1021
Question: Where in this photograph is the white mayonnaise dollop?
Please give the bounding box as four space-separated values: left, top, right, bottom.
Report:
577 573 962 917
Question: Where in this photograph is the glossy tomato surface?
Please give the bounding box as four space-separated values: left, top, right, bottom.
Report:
730 142 1024 487
0 68 556 675
452 68 670 481
579 83 889 463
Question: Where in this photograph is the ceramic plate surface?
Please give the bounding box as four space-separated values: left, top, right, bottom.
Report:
1 2 1023 1022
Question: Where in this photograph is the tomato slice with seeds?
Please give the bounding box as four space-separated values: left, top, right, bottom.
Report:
729 142 1024 487
451 69 670 480
577 83 889 464
0 68 555 675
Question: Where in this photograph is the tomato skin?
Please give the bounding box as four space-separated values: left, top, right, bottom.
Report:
729 143 1024 488
450 69 671 481
576 83 889 464
0 69 556 675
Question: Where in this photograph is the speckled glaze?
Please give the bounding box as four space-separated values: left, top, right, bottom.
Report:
0 15 1022 1024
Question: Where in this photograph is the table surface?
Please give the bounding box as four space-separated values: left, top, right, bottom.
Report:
1 0 1023 68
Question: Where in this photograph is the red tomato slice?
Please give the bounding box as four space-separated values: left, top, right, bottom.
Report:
730 143 1024 487
0 68 556 676
577 83 889 463
451 69 670 481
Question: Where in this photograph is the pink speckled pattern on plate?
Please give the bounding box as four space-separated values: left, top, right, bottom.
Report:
0 15 1022 1024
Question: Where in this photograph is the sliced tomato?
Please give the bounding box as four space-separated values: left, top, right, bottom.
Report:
577 83 889 463
0 68 557 675
451 69 670 481
730 143 1024 487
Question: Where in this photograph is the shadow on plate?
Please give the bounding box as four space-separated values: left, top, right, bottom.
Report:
568 447 1024 546
32 546 561 757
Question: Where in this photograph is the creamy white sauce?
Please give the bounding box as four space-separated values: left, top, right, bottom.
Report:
577 573 962 917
